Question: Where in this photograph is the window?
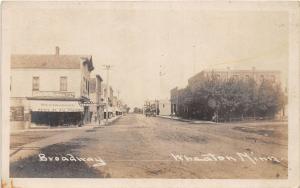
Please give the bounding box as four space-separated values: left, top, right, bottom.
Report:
32 77 39 91
60 76 67 91
10 106 24 121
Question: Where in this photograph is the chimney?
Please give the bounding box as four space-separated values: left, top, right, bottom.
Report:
55 46 60 56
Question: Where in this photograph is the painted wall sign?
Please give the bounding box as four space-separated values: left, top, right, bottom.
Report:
32 91 76 98
30 100 83 112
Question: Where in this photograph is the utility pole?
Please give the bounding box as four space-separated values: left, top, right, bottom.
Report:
117 90 120 115
117 90 120 99
159 65 166 98
158 65 166 116
103 65 112 125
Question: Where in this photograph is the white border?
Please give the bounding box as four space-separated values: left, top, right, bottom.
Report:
1 1 299 188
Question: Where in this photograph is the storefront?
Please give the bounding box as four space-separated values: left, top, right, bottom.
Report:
104 107 113 119
29 100 84 127
115 107 122 116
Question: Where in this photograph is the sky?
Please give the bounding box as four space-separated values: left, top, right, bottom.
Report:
8 3 289 109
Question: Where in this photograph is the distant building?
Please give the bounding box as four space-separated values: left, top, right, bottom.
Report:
89 74 104 124
115 98 123 116
101 84 114 118
170 87 187 116
112 96 119 116
170 67 286 120
10 47 94 130
188 67 281 93
158 99 171 116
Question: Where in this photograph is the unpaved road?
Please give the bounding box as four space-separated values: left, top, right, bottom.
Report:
10 114 287 178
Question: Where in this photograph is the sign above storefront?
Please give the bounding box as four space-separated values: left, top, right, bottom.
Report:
30 100 83 112
32 91 75 98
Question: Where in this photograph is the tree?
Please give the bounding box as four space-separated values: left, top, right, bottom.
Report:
255 80 285 117
176 71 286 121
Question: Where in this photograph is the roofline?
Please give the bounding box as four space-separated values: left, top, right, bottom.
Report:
96 74 103 81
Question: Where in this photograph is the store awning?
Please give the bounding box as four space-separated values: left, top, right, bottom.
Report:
30 100 83 112
104 107 113 112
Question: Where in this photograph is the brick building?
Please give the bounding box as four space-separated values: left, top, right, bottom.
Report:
171 67 286 120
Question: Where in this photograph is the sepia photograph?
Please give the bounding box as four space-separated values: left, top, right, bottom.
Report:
1 1 300 188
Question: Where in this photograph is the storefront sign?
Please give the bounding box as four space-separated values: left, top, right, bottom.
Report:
79 101 97 107
32 91 75 98
30 100 83 112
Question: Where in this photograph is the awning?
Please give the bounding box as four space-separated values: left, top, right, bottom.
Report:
115 107 122 112
104 107 113 113
30 100 83 112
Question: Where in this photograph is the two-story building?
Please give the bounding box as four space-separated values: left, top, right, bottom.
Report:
10 47 94 130
188 67 282 93
89 74 104 124
101 84 114 119
170 67 286 120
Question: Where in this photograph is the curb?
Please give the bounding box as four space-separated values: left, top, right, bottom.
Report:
93 115 121 127
11 125 94 133
11 116 123 133
157 115 215 124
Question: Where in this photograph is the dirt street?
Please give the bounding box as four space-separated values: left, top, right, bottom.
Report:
10 114 287 178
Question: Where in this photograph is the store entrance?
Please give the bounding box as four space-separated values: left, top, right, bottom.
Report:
31 112 82 126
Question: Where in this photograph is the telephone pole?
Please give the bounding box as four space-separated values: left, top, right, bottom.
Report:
117 90 120 99
117 90 120 115
159 65 166 99
103 65 112 125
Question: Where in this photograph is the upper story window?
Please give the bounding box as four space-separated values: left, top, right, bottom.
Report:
60 76 67 91
32 77 39 91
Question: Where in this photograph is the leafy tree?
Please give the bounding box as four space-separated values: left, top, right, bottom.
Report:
175 71 286 121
